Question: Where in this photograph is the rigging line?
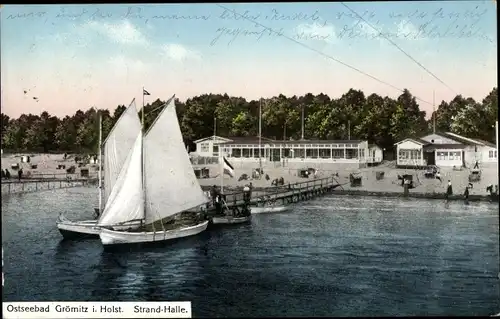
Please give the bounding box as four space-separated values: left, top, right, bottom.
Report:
215 4 433 106
340 2 458 95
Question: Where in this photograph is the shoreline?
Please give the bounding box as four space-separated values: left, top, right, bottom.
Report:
200 185 499 203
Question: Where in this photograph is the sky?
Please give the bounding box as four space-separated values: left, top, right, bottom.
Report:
0 1 497 118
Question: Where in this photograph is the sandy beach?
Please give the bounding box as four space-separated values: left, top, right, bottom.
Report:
194 160 499 197
1 152 498 198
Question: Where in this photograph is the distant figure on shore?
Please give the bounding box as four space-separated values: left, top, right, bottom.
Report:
278 176 284 185
18 168 23 181
445 180 453 200
63 153 67 160
1 169 4 179
265 174 270 181
463 183 471 204
5 169 11 179
473 160 480 169
435 171 442 183
243 185 251 203
248 182 253 199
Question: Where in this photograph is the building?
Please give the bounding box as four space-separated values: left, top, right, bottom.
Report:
394 132 498 168
193 135 383 164
368 144 384 164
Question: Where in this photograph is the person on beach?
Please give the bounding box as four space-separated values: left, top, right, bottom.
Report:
5 169 11 179
445 180 453 200
1 169 5 179
473 160 480 169
435 171 442 183
18 168 23 181
248 182 253 199
463 184 471 204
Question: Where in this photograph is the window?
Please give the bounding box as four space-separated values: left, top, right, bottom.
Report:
436 151 448 161
452 151 461 160
332 149 345 159
200 143 209 152
489 150 498 158
410 150 421 160
399 150 410 160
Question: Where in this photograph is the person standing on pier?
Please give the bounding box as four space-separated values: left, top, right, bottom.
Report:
210 185 219 207
445 180 453 201
463 183 471 204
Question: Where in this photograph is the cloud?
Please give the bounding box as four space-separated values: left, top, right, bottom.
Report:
83 20 149 46
161 44 201 61
294 22 336 43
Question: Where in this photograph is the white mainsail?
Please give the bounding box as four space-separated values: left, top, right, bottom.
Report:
143 96 208 225
103 99 142 204
97 133 144 227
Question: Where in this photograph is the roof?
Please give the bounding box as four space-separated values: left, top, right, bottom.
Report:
394 138 429 146
214 136 364 145
280 139 363 145
193 135 232 143
469 139 496 148
396 132 489 147
439 132 482 146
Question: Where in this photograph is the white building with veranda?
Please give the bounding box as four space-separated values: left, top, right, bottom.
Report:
192 136 383 166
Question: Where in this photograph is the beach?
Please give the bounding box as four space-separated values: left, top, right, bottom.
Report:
1 152 498 198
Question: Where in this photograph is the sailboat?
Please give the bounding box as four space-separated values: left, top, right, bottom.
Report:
57 100 143 239
99 96 210 247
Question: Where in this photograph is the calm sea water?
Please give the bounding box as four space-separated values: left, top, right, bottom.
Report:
2 187 499 317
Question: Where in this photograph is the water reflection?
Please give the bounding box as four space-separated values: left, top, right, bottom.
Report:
2 188 498 316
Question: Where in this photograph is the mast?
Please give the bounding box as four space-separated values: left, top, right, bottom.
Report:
259 98 262 175
433 90 436 133
348 120 351 140
301 104 305 140
141 87 146 222
215 116 224 193
98 113 103 213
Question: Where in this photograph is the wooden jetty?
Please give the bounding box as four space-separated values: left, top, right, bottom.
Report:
1 176 98 195
202 176 343 209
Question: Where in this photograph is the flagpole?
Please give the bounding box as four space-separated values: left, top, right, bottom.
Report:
433 90 436 133
259 98 262 178
98 112 102 214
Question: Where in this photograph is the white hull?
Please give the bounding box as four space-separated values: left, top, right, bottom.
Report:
57 214 142 239
211 215 252 224
99 220 209 246
251 206 288 214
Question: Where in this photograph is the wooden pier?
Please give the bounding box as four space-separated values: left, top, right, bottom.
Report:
202 176 343 209
1 177 98 195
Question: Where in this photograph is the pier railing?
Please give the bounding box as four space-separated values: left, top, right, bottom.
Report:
208 175 343 206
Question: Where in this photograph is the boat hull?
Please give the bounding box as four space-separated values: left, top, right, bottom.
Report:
57 220 100 239
99 220 209 247
57 214 142 240
251 206 288 214
211 215 252 224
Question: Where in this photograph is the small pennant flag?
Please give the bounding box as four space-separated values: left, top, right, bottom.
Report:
223 157 235 178
143 89 151 96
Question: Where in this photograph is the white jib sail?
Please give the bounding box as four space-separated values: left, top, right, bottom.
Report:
143 97 208 225
103 99 142 204
97 133 144 226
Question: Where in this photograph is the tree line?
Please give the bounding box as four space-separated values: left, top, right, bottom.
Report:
1 87 497 154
